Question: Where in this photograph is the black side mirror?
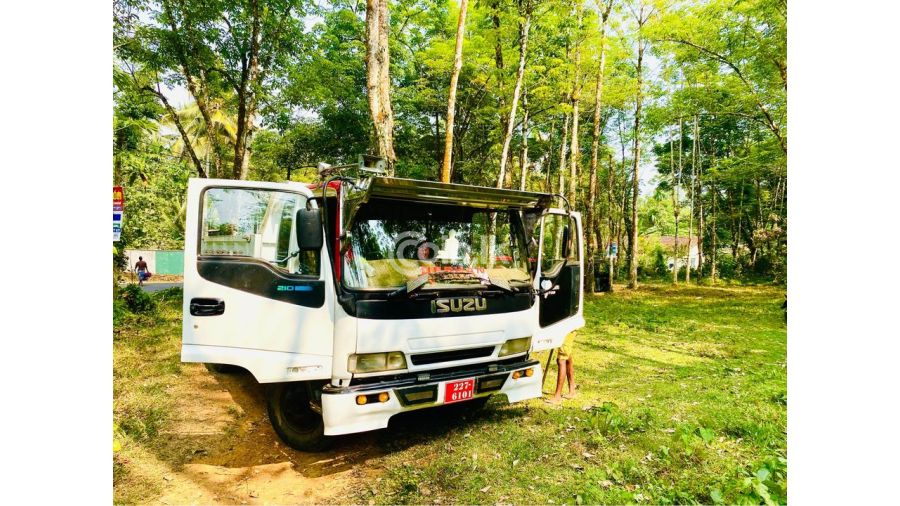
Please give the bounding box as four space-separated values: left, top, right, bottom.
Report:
561 225 571 259
296 208 324 251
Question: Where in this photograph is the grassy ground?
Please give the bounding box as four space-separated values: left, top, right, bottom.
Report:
361 283 787 505
113 288 186 503
113 282 786 505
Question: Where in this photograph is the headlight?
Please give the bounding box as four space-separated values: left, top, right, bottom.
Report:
499 337 531 357
348 351 408 373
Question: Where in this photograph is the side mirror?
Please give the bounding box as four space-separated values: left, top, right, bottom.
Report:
296 208 324 251
561 225 571 259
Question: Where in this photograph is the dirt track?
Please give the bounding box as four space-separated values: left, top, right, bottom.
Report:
142 361 478 505
144 363 384 505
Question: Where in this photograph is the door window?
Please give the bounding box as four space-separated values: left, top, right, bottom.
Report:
200 188 319 275
540 214 577 276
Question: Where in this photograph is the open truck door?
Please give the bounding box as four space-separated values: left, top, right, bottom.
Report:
181 178 334 383
531 209 585 352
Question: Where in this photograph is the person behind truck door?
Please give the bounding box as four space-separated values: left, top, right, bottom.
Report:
135 256 150 287
547 331 577 405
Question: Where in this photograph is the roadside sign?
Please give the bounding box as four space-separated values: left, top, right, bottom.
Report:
608 242 618 258
114 186 124 242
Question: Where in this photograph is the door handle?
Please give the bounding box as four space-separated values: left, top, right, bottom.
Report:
190 297 225 316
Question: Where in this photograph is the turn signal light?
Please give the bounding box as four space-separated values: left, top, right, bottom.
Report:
512 368 534 380
357 392 391 405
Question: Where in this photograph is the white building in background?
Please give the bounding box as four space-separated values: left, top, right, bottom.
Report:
660 236 699 271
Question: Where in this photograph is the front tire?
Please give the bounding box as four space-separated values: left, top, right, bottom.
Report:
265 382 332 452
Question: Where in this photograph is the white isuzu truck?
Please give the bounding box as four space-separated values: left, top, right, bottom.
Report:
181 162 584 451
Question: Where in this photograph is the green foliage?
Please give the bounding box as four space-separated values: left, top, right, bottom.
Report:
113 0 786 282
113 298 128 328
120 284 157 314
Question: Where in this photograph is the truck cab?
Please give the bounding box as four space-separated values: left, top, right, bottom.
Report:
181 170 584 451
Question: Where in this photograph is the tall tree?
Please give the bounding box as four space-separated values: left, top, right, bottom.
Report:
366 0 397 172
686 114 697 282
496 0 533 188
558 111 570 204
567 1 584 206
627 0 653 289
118 0 306 179
586 0 614 292
440 0 470 182
518 89 530 190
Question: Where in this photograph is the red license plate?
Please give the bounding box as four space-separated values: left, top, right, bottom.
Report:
444 378 476 404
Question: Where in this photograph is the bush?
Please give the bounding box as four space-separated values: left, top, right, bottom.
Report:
716 255 740 279
113 298 128 327
120 284 156 314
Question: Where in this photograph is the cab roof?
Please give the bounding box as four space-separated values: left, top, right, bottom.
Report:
310 176 556 210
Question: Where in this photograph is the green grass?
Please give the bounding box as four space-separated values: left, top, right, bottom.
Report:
361 282 787 505
112 282 787 505
113 287 185 504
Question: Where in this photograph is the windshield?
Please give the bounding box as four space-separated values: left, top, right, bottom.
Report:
342 199 531 290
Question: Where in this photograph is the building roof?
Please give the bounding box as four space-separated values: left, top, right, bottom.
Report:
658 235 698 248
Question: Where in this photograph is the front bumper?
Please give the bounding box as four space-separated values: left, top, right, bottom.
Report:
321 359 542 436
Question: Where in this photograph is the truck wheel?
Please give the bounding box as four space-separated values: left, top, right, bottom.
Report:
265 382 332 452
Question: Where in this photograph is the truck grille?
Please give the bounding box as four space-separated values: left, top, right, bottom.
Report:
410 346 495 366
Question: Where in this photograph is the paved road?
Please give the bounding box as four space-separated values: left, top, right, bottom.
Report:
121 282 183 293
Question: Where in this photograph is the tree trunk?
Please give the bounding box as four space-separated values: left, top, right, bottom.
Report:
366 0 397 173
145 84 207 178
160 0 223 178
492 0 508 169
670 131 678 284
686 115 697 282
711 179 718 281
519 90 530 191
628 37 644 289
558 112 570 206
497 3 532 188
568 4 583 206
229 0 261 180
586 2 612 294
440 0 469 183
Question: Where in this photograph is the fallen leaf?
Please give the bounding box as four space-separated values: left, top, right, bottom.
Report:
480 486 491 493
582 451 595 459
512 459 520 467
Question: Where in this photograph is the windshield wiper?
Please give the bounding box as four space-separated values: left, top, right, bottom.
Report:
389 271 518 299
485 275 516 294
388 274 431 299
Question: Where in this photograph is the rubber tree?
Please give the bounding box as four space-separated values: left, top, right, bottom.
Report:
440 0 470 183
366 0 397 172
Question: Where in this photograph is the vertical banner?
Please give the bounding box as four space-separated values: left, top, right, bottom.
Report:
113 186 124 242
